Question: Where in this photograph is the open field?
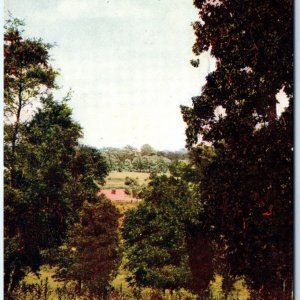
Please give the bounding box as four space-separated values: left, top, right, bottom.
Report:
102 171 150 189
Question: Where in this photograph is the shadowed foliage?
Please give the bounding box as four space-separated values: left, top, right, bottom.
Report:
182 0 293 298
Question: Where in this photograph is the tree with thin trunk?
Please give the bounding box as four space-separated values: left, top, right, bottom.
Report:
4 17 58 185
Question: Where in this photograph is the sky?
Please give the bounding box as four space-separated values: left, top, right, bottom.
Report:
4 0 213 151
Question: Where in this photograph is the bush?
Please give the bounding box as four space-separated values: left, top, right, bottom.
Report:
124 177 138 186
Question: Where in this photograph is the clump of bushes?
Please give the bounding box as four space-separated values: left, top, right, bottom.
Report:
124 177 144 198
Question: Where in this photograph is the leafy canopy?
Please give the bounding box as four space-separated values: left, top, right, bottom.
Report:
123 162 204 291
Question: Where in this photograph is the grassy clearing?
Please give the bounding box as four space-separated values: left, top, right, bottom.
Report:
111 257 134 297
23 266 249 300
24 265 62 289
115 201 139 215
210 275 250 300
21 265 67 300
112 260 199 299
21 258 250 300
229 279 250 300
102 171 150 189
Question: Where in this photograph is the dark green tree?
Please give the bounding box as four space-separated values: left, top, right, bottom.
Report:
4 96 82 295
66 144 109 215
132 154 145 172
57 198 121 299
182 0 293 298
5 97 111 298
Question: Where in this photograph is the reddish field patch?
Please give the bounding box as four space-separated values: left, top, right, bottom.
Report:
99 189 139 203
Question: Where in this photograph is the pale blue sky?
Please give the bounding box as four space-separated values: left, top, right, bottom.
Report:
4 0 214 150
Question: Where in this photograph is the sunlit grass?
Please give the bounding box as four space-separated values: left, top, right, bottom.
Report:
23 265 250 300
24 265 62 289
209 274 250 300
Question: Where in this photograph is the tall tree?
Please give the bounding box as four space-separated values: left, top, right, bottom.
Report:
4 17 60 296
57 198 121 299
4 96 80 294
4 17 57 183
67 144 109 214
140 144 156 156
5 96 111 297
182 0 293 298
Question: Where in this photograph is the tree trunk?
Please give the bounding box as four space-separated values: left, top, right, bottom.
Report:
10 81 23 186
186 231 213 296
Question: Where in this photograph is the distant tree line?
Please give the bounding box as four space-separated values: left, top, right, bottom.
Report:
100 144 188 173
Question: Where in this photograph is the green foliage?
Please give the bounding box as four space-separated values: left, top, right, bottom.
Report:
4 19 58 111
157 150 188 161
101 146 185 173
72 145 109 186
56 198 121 298
123 162 205 292
66 144 109 215
4 16 58 165
11 279 53 300
123 176 144 198
124 176 138 186
4 96 81 294
140 144 156 156
182 0 293 298
11 279 80 300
